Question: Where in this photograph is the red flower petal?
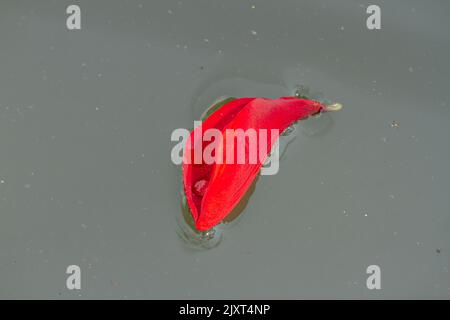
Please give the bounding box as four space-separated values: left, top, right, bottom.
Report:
182 97 325 231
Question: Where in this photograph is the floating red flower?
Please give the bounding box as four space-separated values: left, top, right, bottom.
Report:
182 97 330 231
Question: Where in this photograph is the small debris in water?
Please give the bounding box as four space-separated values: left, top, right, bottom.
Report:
294 85 310 99
436 248 442 254
390 120 400 128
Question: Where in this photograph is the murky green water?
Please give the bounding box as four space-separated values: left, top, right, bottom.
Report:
0 0 449 298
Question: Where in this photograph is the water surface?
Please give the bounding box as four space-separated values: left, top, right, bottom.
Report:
0 0 449 298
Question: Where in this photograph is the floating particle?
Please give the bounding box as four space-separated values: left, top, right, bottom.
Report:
390 120 399 128
251 30 258 36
